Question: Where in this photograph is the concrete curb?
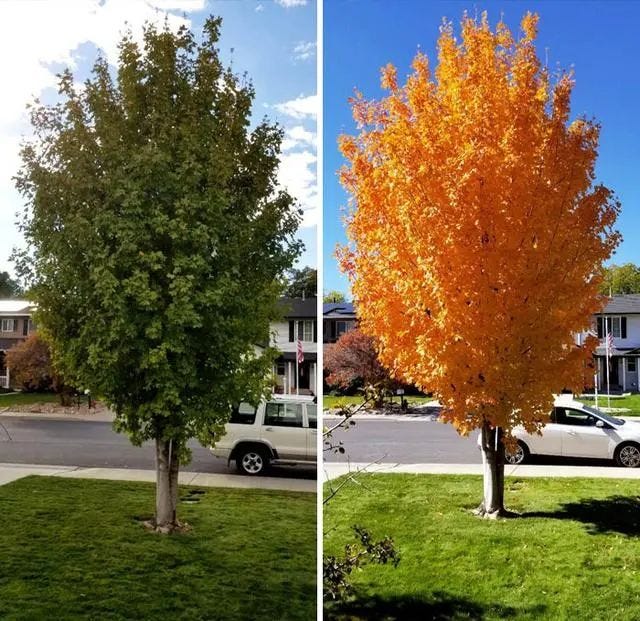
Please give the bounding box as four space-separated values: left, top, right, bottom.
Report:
323 462 640 481
323 414 438 422
323 414 640 423
0 462 315 493
0 410 116 422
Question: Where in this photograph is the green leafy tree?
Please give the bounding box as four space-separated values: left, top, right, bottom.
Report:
284 266 317 298
600 264 640 295
0 272 22 298
14 17 302 532
323 290 346 303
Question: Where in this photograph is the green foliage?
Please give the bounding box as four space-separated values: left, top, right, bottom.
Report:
0 271 22 298
14 17 302 458
284 266 317 298
600 263 640 295
323 290 347 303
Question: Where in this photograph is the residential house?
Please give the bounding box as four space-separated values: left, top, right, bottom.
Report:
323 302 356 344
271 298 317 395
0 297 320 395
577 294 640 393
0 300 36 388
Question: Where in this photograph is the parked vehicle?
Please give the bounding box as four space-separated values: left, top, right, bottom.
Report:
490 396 640 468
211 395 317 475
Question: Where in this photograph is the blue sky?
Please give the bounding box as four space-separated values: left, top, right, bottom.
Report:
0 0 317 279
324 0 640 297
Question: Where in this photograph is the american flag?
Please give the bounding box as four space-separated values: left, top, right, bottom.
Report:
606 330 614 359
296 339 304 365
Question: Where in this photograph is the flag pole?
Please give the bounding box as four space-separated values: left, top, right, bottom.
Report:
606 324 611 409
296 353 299 396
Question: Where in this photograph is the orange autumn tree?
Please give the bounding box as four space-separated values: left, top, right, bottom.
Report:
338 12 620 517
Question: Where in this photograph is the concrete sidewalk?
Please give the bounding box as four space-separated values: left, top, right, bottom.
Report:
324 461 640 481
0 462 315 493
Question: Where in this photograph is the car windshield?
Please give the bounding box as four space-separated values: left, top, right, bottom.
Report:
581 404 625 426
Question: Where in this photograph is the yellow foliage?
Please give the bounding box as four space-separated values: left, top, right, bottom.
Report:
338 12 620 436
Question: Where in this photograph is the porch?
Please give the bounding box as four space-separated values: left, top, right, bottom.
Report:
594 350 640 393
273 353 317 396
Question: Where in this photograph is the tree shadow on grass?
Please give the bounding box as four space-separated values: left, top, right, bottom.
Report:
524 495 640 536
325 591 546 620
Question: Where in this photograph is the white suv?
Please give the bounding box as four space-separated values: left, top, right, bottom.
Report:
211 395 317 475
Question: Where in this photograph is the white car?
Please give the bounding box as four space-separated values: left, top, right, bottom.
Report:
211 395 317 476
501 397 640 468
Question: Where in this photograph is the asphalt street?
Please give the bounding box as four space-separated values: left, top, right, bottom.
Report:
323 416 621 468
0 417 315 480
1 415 620 475
325 417 481 464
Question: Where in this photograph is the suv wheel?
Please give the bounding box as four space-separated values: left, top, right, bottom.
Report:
236 447 269 476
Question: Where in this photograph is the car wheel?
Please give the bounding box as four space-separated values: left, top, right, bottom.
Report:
505 441 528 465
236 447 269 476
615 443 640 468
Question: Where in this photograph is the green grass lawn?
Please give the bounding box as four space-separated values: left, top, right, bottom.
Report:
325 474 640 620
0 392 60 407
0 476 316 620
578 393 640 416
323 395 433 410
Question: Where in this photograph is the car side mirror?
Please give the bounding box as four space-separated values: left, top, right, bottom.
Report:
595 420 605 428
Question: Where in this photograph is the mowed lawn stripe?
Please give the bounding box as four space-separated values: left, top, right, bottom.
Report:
325 474 640 620
0 476 316 620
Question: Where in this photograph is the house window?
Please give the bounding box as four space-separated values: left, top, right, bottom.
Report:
276 361 286 376
1 319 17 333
610 317 621 338
598 316 627 339
629 358 637 373
22 319 28 336
297 320 314 342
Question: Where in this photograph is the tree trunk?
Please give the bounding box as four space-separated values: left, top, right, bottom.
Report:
155 437 180 533
476 422 508 518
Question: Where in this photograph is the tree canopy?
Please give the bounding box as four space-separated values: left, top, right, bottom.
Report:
284 266 317 298
15 17 303 529
600 264 640 295
0 272 22 298
338 12 620 515
324 328 391 406
323 290 347 303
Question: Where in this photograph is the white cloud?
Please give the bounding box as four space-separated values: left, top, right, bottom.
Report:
0 0 202 273
281 125 316 151
150 0 205 8
292 40 315 62
274 94 317 120
275 0 307 7
0 0 195 134
255 4 265 11
278 150 317 228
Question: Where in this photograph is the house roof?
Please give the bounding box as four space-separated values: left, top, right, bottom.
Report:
278 297 317 319
0 300 34 316
595 346 640 357
596 295 640 315
323 302 355 318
